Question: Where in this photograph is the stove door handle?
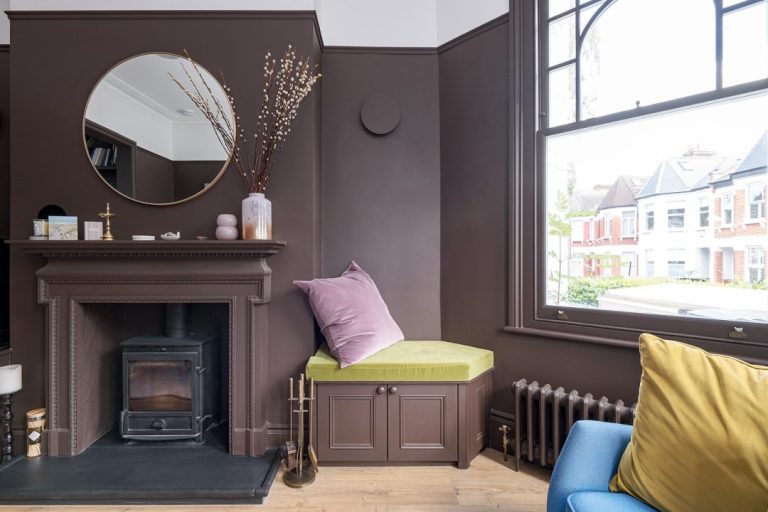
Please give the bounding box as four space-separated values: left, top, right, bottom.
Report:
196 366 207 375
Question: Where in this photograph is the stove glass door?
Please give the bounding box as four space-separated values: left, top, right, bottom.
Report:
127 358 194 412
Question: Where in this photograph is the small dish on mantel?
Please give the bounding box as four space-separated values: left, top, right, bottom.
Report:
131 235 156 241
160 232 181 241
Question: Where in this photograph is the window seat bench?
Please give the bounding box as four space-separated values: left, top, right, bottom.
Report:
306 341 494 468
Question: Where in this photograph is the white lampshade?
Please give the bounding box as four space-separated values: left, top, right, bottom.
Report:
0 364 22 395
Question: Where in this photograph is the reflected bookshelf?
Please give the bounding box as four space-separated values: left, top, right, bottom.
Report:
84 120 136 194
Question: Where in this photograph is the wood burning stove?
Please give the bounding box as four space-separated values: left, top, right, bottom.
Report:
120 305 219 442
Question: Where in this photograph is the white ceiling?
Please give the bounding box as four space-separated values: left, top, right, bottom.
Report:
2 0 509 46
105 53 228 123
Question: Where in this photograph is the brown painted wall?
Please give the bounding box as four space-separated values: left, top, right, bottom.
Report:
439 21 644 412
0 46 9 237
134 147 174 204
321 51 441 339
7 13 322 437
172 161 225 202
0 46 8 351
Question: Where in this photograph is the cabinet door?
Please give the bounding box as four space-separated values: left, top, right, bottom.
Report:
316 383 387 461
387 384 458 462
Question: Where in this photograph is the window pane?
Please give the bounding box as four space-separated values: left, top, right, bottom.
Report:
549 13 576 65
748 182 766 220
550 0 576 18
549 65 576 127
580 0 715 119
579 1 604 35
723 1 768 87
545 92 768 321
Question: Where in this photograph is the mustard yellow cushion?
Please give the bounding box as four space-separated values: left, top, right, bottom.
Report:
609 333 768 512
305 341 494 382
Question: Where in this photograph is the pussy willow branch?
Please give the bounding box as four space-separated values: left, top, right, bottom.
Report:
171 46 320 194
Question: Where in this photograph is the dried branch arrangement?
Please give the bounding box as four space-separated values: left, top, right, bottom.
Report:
171 46 321 193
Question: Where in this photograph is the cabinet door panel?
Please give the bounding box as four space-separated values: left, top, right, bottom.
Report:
388 384 458 461
316 383 387 461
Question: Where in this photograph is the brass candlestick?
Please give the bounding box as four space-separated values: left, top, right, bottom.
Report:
98 203 116 241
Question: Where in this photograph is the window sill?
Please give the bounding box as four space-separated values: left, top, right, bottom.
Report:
502 325 768 364
503 325 637 349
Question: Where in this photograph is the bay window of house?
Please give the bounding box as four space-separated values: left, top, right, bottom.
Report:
509 0 768 344
747 182 765 220
645 206 655 231
667 204 686 230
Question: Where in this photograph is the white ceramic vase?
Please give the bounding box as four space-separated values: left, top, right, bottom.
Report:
241 192 272 240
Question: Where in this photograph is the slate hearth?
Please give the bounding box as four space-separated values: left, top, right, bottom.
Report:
0 426 284 504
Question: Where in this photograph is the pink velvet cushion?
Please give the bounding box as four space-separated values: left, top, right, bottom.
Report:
293 261 404 367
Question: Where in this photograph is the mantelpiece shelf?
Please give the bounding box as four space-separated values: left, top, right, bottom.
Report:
6 240 286 258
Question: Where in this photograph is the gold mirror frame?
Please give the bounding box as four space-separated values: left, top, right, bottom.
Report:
82 52 235 206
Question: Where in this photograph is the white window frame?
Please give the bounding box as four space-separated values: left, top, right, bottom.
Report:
667 204 685 230
621 210 636 238
746 182 765 221
645 249 655 277
699 198 710 228
667 249 686 279
722 191 734 226
645 204 655 231
747 246 765 283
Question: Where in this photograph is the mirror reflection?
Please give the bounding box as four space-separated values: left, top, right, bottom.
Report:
84 53 234 205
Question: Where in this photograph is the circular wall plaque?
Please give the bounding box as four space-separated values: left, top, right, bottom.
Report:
360 94 400 135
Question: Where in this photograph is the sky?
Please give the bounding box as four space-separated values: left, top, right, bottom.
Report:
545 0 768 191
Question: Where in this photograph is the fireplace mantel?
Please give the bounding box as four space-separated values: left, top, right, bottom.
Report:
8 239 286 457
10 240 286 258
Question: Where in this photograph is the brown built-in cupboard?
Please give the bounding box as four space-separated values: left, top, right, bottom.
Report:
316 371 492 469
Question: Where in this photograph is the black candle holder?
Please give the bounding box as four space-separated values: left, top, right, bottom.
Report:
1 393 14 464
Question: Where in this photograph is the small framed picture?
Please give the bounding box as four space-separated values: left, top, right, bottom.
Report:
83 221 104 241
48 216 79 240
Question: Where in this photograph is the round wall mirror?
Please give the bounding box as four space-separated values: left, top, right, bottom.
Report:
83 53 234 205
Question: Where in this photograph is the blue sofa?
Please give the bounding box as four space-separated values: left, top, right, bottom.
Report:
547 420 657 512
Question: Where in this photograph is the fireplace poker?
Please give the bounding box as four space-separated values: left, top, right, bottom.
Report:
285 377 296 470
308 377 318 471
297 374 304 475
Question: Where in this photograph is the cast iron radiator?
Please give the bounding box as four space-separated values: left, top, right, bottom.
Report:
512 379 636 470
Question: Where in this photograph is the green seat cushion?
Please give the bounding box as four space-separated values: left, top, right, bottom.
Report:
305 341 494 382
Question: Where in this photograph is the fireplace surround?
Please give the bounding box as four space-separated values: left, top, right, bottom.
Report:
12 240 284 457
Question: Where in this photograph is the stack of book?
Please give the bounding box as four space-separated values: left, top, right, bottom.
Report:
89 146 117 167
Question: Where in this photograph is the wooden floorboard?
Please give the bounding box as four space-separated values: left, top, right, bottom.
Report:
0 449 550 512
